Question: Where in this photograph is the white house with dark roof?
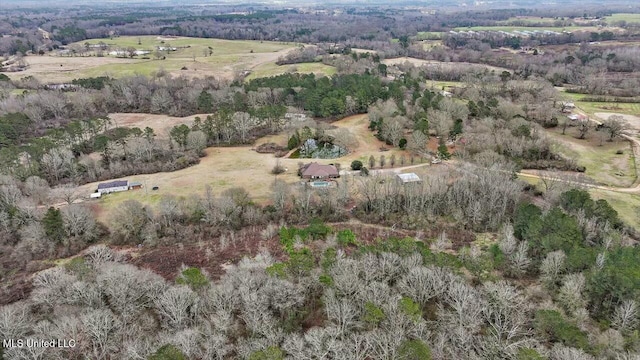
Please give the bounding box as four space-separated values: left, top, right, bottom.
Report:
97 180 129 194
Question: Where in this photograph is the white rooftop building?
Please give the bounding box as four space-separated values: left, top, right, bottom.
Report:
396 173 421 184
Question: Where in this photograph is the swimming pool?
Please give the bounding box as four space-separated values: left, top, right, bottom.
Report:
311 181 330 187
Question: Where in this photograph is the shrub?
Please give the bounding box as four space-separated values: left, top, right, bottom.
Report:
306 219 331 240
249 346 285 360
337 229 357 246
516 348 546 360
399 138 407 149
363 301 385 326
399 297 422 322
271 163 285 175
350 160 363 170
176 267 209 290
148 344 188 360
398 340 432 360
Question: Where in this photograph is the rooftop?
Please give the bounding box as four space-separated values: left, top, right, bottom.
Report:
301 162 339 178
396 173 421 183
97 180 128 189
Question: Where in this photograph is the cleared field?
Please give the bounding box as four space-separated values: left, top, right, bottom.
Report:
426 80 463 91
81 113 416 222
8 36 297 83
6 56 138 83
561 92 640 117
594 112 640 128
416 32 443 40
546 129 636 187
590 190 640 230
244 62 336 81
604 13 640 24
107 113 210 137
382 57 510 72
454 25 593 32
518 176 640 231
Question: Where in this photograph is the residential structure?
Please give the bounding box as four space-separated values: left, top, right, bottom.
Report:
97 180 129 194
299 162 339 180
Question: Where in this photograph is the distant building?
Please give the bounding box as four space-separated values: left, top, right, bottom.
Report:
300 162 339 180
396 173 421 184
97 180 129 194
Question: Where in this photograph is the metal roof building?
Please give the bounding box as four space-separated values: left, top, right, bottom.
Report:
396 173 421 184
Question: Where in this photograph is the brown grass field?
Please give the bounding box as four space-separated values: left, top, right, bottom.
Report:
107 113 211 137
382 57 510 73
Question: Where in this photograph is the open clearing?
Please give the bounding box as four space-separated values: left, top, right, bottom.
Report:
7 36 298 83
518 176 640 231
244 62 336 81
81 113 419 223
591 189 640 230
594 112 640 129
6 56 138 83
382 57 510 72
560 92 640 118
604 13 640 24
546 129 636 187
107 113 210 137
453 25 617 33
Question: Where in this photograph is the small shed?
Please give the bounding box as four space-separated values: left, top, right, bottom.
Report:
97 180 129 194
128 181 143 190
396 173 421 184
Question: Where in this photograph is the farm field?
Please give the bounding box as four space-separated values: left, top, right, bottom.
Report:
244 61 336 81
604 13 640 24
7 36 298 83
